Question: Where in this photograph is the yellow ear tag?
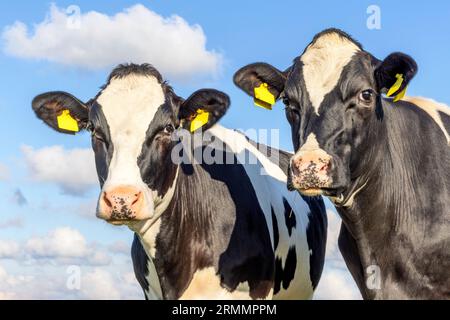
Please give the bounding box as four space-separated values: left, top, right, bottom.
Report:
393 86 407 102
387 74 404 97
190 109 210 133
57 110 79 132
254 83 275 110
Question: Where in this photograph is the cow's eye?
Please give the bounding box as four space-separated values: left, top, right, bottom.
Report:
359 89 375 104
285 106 300 124
163 124 175 134
282 97 290 106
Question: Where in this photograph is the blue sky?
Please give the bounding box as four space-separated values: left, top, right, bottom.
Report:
0 1 449 299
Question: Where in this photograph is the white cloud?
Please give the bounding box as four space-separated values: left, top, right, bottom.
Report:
0 291 16 300
0 240 21 259
2 4 222 81
314 208 361 300
0 225 141 299
24 227 111 266
324 208 344 259
21 145 98 196
315 267 360 300
25 227 89 258
0 266 19 299
108 240 130 255
0 263 142 300
80 268 121 300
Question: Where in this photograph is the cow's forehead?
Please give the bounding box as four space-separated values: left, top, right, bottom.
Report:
97 74 165 137
95 74 166 190
300 31 361 114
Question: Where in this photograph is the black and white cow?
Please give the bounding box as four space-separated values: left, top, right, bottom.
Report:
234 28 450 299
32 64 327 300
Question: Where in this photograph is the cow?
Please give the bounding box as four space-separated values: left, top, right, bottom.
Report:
32 63 327 300
233 28 450 299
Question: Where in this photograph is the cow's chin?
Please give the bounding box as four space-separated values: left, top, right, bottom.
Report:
298 188 325 197
100 216 151 227
126 215 160 234
108 220 129 226
96 207 156 229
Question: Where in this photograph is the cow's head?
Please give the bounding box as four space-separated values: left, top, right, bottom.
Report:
32 64 229 230
234 29 417 198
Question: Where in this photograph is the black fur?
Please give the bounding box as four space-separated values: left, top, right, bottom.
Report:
131 234 150 299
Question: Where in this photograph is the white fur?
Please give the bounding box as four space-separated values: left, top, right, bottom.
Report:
209 125 314 299
301 32 360 115
97 74 165 218
298 133 320 152
144 252 163 300
180 267 253 300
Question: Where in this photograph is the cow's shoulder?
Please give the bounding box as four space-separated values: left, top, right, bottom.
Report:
401 96 450 144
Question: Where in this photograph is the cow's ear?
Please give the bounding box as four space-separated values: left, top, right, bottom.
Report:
233 62 287 109
178 89 230 133
375 53 418 98
32 91 89 135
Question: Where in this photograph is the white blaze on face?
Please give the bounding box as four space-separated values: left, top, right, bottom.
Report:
97 74 165 217
301 32 360 115
292 133 332 174
298 133 320 152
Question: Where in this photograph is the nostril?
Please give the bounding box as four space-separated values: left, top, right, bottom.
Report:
319 162 330 173
131 192 142 207
291 157 302 176
291 163 300 176
103 192 113 208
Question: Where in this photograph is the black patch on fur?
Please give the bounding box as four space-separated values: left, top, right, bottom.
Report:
88 102 113 187
154 145 275 300
107 63 164 84
302 196 328 289
283 198 296 236
274 246 297 294
272 207 279 251
131 234 150 299
273 258 282 295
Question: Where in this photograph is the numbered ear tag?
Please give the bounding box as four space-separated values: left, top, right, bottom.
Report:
190 109 210 133
387 74 407 102
254 83 275 110
57 110 79 132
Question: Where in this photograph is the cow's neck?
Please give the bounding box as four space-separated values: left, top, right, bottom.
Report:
334 100 449 299
137 163 217 299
